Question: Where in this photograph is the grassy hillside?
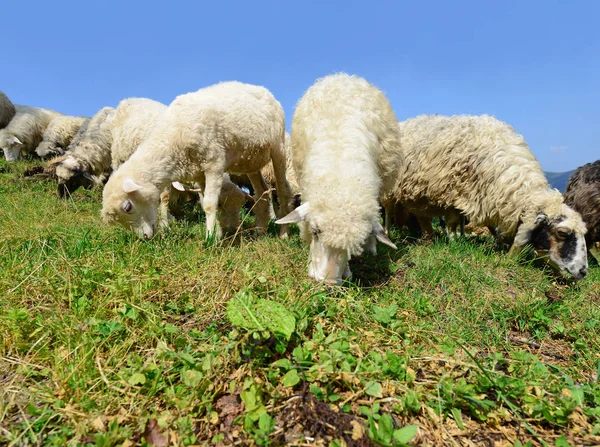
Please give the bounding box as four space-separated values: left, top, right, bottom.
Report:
544 170 576 193
1 160 599 446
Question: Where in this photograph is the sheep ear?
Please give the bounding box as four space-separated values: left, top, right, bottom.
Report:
172 181 186 191
374 220 397 249
276 202 309 224
12 136 23 145
81 171 95 182
122 177 142 193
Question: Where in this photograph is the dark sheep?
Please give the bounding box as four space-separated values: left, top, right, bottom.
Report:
564 160 600 265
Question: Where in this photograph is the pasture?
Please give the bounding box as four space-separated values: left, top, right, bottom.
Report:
1 159 599 446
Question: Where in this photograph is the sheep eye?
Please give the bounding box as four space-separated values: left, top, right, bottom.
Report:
556 229 571 239
311 226 320 237
122 200 133 213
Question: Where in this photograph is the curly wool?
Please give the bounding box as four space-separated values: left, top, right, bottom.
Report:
35 115 89 157
0 90 16 129
564 160 600 245
110 98 167 170
393 114 586 240
292 73 403 255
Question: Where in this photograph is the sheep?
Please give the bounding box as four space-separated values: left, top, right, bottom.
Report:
0 90 16 129
35 115 89 159
564 160 600 265
110 98 167 170
53 106 115 197
386 114 588 281
276 73 401 285
101 81 293 240
0 105 63 161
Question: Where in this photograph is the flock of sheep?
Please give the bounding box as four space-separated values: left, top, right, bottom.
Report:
0 74 598 285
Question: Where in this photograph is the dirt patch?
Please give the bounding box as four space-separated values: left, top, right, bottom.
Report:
276 384 373 446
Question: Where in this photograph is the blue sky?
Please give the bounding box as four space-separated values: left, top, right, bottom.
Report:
2 0 598 172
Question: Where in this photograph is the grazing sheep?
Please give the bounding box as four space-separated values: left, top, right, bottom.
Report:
35 115 89 159
564 160 600 265
101 81 292 240
53 107 115 197
0 90 16 129
387 114 588 281
0 105 63 161
110 98 167 170
276 73 401 285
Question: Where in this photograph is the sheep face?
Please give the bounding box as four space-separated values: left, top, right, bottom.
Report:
54 156 95 198
101 177 160 240
36 142 63 159
276 203 396 285
523 210 588 281
217 182 254 233
0 134 23 161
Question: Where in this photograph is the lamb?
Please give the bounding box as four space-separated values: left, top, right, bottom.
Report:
101 81 293 240
0 105 63 161
0 90 16 129
35 115 89 158
53 106 115 197
564 160 600 265
386 114 588 281
276 73 401 285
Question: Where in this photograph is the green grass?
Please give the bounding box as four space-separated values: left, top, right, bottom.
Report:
1 159 599 446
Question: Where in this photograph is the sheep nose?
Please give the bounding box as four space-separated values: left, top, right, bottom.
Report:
580 267 588 278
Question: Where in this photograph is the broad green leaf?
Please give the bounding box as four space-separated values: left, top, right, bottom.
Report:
451 408 465 430
378 414 393 444
128 372 146 386
182 370 202 387
282 369 300 387
393 425 419 444
364 381 383 398
227 291 296 339
272 359 293 370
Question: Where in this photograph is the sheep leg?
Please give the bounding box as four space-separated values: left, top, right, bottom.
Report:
202 170 224 240
416 216 435 239
158 186 173 229
383 200 393 234
270 138 293 238
247 171 271 234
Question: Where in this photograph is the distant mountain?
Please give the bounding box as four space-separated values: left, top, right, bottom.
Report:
544 170 575 193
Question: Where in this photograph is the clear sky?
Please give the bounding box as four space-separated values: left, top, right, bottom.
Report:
2 0 598 172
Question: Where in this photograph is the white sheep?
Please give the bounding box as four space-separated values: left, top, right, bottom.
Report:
276 73 401 285
388 114 589 281
0 90 16 129
0 105 63 161
35 115 89 159
53 106 115 197
101 81 292 240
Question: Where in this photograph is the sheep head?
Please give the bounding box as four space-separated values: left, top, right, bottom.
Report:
101 173 160 240
53 156 96 198
0 133 23 161
36 141 64 159
512 205 588 281
276 202 396 285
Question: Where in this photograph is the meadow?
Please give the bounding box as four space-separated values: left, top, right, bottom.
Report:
0 159 599 446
